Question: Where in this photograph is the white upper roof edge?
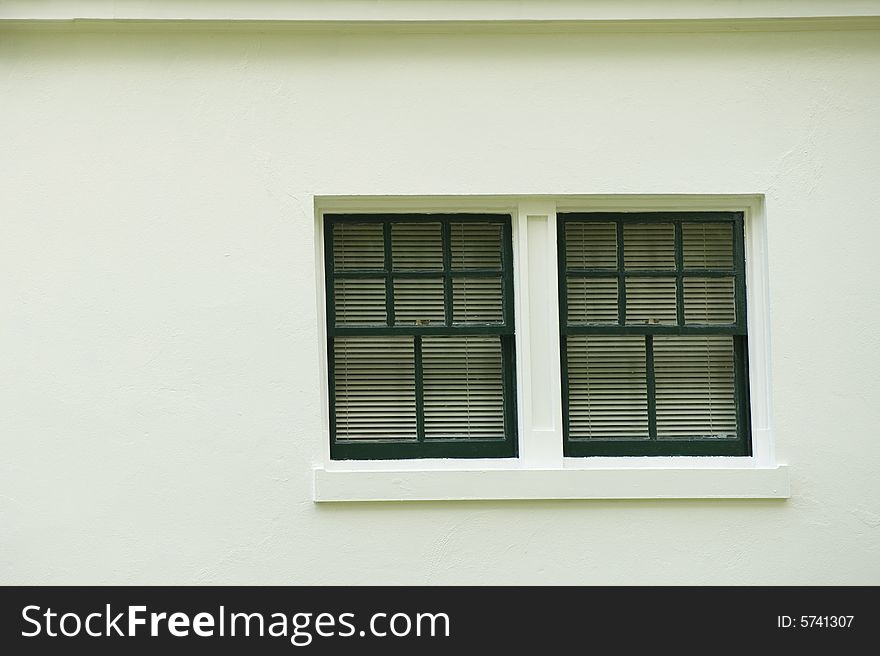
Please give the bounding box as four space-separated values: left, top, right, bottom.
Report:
2 0 879 23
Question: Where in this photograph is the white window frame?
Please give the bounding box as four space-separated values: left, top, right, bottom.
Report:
313 194 788 501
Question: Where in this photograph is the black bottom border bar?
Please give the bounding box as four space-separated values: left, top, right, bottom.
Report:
564 438 749 456
331 439 516 460
2 586 874 654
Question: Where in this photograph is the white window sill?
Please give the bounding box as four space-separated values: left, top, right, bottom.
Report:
313 465 790 502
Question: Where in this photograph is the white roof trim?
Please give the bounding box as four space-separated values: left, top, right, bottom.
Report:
1 0 879 26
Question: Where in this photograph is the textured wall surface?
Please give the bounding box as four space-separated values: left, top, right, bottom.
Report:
2 24 879 584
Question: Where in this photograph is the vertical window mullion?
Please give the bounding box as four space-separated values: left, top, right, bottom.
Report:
325 235 337 332
733 216 747 331
442 220 452 326
732 216 750 452
733 335 752 456
327 335 337 444
501 334 518 452
414 335 425 442
674 221 684 326
557 217 568 331
325 221 338 450
616 221 626 325
559 334 570 446
646 334 658 439
557 219 571 447
502 220 515 327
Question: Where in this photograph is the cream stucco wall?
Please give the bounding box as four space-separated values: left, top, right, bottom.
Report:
2 18 880 584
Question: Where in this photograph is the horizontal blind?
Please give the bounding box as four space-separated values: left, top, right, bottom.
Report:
394 277 445 325
423 336 505 439
333 336 417 440
333 222 384 270
567 277 618 324
334 278 386 326
683 277 735 324
392 222 443 270
452 276 504 323
451 222 503 269
566 335 648 439
565 222 617 268
654 335 737 439
624 223 674 270
559 213 748 455
683 222 734 269
625 278 677 325
326 214 515 457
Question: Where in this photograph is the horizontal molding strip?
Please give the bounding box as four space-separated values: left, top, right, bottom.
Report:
2 0 880 21
2 18 880 34
314 465 790 502
2 0 880 32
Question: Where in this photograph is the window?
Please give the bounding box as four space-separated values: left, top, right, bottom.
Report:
316 198 787 501
324 214 517 460
558 212 751 456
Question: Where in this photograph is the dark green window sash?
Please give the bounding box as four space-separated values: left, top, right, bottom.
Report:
325 213 517 460
558 212 752 457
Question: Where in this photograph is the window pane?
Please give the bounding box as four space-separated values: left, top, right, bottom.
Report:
567 277 618 324
391 222 443 270
625 277 677 325
332 222 384 271
565 222 617 269
654 336 737 439
684 277 736 324
423 336 505 439
451 222 502 270
334 278 387 326
452 276 503 324
327 215 516 460
393 278 445 326
333 336 417 440
683 222 734 269
624 223 674 270
566 335 649 439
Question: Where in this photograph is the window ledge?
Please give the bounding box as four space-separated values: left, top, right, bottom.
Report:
314 465 789 502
